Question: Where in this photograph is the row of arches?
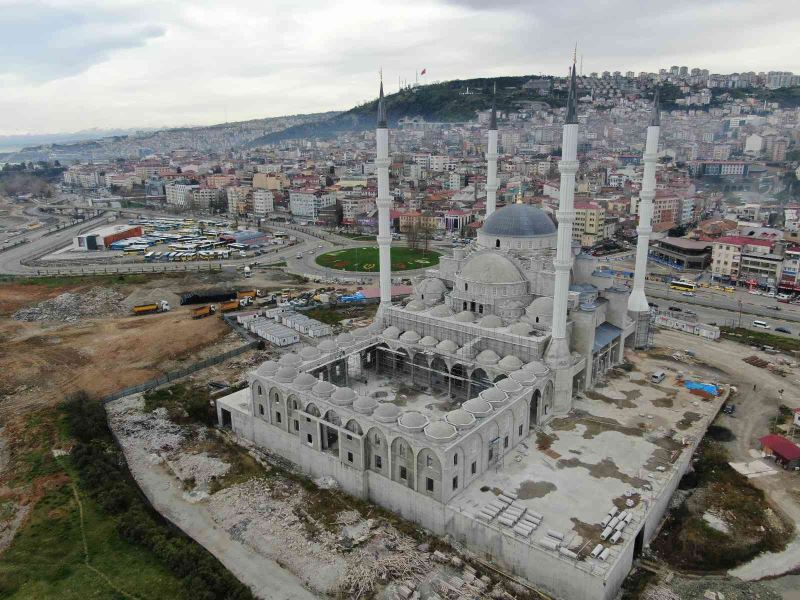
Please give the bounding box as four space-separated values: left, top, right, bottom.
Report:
251 376 555 503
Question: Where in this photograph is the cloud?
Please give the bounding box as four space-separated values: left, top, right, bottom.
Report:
0 0 798 134
0 1 165 82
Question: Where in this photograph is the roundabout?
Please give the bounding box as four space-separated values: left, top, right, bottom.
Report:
314 246 440 272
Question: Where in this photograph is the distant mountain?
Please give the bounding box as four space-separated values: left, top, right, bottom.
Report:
245 75 566 147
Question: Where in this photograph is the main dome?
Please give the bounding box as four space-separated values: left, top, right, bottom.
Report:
482 203 556 237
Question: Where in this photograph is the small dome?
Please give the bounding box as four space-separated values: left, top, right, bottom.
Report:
445 409 476 430
257 360 279 377
275 366 298 383
478 314 504 329
436 339 459 353
373 402 401 423
453 311 475 323
299 346 322 361
317 339 338 352
424 421 458 441
460 253 525 284
416 278 447 306
383 326 401 340
462 397 493 417
508 322 532 336
406 300 425 312
336 332 355 347
525 361 550 376
331 387 357 406
498 355 524 371
429 304 454 317
480 387 508 404
312 380 336 398
353 396 378 414
526 297 553 325
398 410 429 432
476 349 500 365
510 369 536 386
399 330 421 343
292 372 318 390
419 335 438 347
481 203 557 238
352 327 371 339
279 353 303 368
496 377 523 393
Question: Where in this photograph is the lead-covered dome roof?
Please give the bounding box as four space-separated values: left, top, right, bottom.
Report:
482 203 556 237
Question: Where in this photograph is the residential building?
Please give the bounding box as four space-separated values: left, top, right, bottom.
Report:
165 181 199 209
288 189 337 220
573 200 606 247
253 188 275 217
226 186 253 215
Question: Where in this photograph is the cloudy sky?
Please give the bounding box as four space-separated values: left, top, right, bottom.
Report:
1 0 798 135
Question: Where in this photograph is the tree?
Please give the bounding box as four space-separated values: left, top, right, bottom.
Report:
405 222 419 249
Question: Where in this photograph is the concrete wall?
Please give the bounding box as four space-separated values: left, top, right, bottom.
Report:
444 510 629 600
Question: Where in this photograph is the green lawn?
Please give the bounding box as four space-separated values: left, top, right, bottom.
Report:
315 246 440 272
0 470 187 600
720 326 800 353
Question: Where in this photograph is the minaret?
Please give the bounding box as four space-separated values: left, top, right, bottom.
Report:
376 79 393 306
486 84 498 218
628 88 661 346
545 62 579 412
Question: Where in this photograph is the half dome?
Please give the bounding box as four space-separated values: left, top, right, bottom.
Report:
460 253 525 284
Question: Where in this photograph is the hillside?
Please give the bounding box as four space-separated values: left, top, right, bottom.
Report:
245 75 567 146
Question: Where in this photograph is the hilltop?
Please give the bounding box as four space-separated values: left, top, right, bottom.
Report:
245 75 567 147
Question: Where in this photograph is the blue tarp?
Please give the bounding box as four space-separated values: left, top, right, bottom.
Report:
593 322 622 353
685 380 718 396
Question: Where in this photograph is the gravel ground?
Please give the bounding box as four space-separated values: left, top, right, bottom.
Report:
645 575 782 600
13 286 127 322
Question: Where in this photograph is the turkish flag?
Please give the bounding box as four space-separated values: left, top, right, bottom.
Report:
420 68 427 75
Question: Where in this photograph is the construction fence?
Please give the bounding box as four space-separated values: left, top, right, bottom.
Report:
101 340 258 404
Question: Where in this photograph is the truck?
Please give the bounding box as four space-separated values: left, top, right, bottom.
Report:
220 299 241 312
236 289 260 300
192 305 217 319
131 300 171 315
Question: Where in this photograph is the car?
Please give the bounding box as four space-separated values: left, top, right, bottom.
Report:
775 327 792 334
668 306 682 312
681 291 695 297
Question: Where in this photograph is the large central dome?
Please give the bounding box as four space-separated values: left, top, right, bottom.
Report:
482 203 557 237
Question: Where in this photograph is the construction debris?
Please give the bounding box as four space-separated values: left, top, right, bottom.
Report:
168 452 230 485
13 287 127 323
107 397 185 453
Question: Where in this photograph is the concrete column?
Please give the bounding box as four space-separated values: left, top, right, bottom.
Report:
376 126 392 306
628 122 660 315
545 122 579 369
486 129 498 217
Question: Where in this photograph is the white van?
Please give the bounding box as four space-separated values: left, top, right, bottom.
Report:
753 320 770 329
650 371 666 384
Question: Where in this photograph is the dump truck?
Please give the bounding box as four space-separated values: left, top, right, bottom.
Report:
220 299 241 313
132 300 171 315
192 304 217 319
236 289 260 300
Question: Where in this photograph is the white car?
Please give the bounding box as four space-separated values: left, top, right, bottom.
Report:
681 291 695 297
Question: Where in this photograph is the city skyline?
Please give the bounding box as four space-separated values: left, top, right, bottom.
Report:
2 0 799 136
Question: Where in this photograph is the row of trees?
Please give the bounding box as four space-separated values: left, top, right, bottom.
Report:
62 392 255 600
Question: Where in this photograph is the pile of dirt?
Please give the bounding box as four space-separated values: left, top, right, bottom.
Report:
169 452 230 485
107 396 185 453
12 287 127 323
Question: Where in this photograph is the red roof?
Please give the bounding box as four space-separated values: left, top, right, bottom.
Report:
715 236 773 248
759 434 800 461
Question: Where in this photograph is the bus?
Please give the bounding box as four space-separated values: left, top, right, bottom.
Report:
669 279 697 292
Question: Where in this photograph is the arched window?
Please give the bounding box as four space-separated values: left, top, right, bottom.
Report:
535 316 539 323
495 239 500 248
257 384 263 395
465 282 469 291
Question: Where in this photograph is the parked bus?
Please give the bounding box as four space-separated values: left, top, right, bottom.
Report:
669 279 697 292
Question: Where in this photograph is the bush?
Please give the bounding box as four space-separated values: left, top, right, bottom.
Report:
60 392 255 600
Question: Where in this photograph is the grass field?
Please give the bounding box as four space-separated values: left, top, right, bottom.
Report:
315 246 440 272
720 326 800 353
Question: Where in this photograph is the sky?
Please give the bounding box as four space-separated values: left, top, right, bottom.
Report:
1 0 798 135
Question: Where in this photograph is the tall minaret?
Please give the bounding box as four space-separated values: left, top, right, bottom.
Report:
545 62 579 411
628 88 661 346
376 79 393 306
485 84 498 218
